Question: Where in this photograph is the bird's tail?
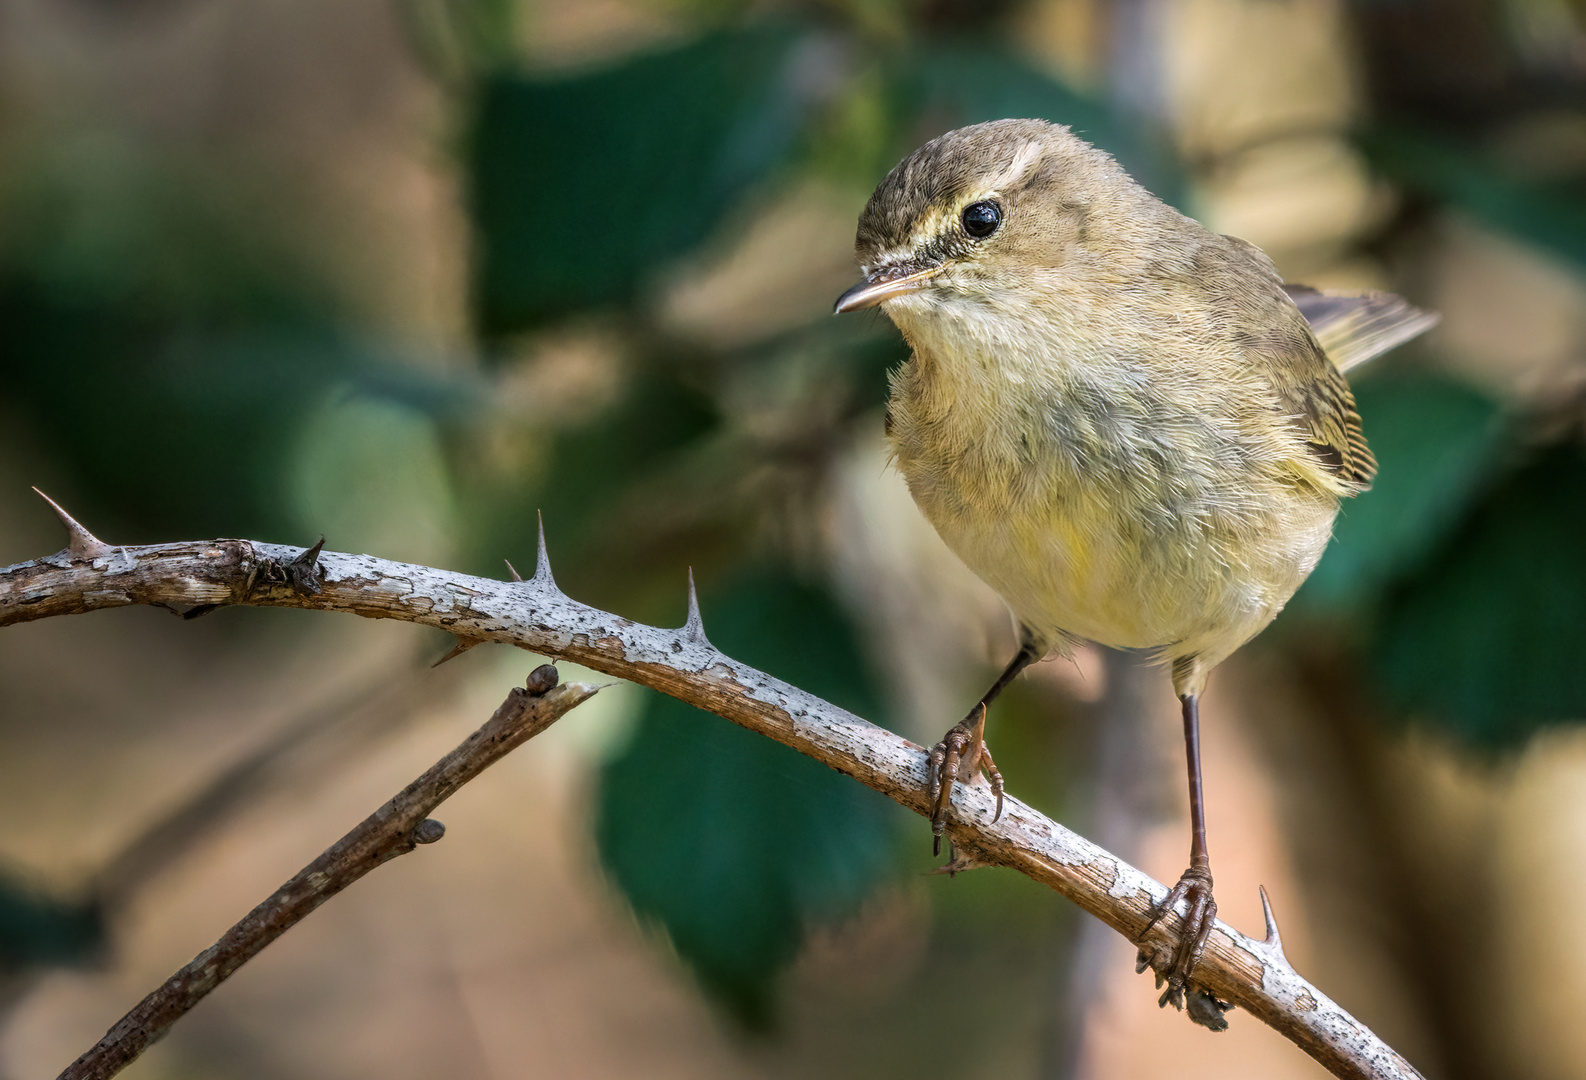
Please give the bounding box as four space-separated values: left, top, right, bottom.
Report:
1284 284 1440 373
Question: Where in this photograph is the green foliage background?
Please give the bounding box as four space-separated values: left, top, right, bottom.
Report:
2 0 1585 1053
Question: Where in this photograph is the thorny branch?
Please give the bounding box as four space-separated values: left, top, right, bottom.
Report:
0 493 1424 1080
56 664 597 1080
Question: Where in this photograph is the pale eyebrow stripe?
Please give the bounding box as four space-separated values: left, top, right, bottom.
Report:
988 140 1044 191
894 149 1034 258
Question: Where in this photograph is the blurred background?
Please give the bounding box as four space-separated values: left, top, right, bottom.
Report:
1 0 1584 1077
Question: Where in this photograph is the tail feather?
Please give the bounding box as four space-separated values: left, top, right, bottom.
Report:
1285 284 1440 373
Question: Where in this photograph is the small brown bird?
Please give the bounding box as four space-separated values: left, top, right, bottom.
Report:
834 119 1435 1002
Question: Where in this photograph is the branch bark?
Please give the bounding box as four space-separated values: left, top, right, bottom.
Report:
0 514 1424 1080
54 669 597 1080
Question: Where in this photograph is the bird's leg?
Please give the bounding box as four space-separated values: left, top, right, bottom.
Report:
928 638 1040 854
1138 692 1219 1008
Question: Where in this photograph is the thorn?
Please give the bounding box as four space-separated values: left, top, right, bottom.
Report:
1259 885 1286 956
532 511 556 590
288 537 326 595
295 536 326 566
682 567 710 645
504 558 523 583
32 487 113 559
432 636 481 668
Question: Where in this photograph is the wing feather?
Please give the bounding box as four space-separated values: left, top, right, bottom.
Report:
1210 237 1381 491
1284 284 1440 373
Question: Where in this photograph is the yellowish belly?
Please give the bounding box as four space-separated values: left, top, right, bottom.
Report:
894 426 1338 667
880 288 1343 681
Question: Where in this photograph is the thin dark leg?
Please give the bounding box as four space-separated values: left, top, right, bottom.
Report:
928 636 1042 853
1183 693 1210 877
1138 692 1219 1007
977 639 1043 716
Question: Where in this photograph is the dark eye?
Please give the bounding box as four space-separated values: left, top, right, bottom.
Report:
961 201 1002 238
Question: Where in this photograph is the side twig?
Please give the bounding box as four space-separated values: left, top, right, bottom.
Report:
55 668 597 1080
0 500 1423 1080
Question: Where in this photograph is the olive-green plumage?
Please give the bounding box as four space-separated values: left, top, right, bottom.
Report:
844 118 1431 696
836 119 1435 994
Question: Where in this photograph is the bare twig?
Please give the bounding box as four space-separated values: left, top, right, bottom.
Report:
0 503 1423 1080
54 669 597 1080
0 656 464 1042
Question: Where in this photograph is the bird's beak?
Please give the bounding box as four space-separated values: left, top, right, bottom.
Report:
833 264 942 314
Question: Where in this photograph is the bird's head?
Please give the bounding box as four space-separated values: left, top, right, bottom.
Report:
834 119 1173 326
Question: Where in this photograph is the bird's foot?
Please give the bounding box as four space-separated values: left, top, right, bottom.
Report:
926 704 1004 855
1137 863 1219 1012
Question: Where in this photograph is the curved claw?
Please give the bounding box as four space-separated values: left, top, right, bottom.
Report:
926 703 1004 851
1139 877 1190 942
979 736 1004 823
928 740 958 856
1138 864 1218 1002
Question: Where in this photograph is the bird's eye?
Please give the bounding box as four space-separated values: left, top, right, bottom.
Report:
961 201 1002 239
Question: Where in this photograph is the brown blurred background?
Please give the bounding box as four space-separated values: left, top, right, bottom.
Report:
2 0 1585 1078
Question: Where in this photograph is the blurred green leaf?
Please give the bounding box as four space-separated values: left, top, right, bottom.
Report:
397 0 521 83
0 871 101 972
467 25 816 336
449 363 726 616
1372 441 1586 747
0 272 467 542
289 391 459 565
595 566 899 1027
0 278 306 539
538 368 720 532
0 145 477 542
1299 372 1506 609
1362 125 1586 268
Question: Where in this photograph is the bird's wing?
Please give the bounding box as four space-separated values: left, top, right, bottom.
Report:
1209 237 1379 492
1271 345 1378 490
1283 285 1440 373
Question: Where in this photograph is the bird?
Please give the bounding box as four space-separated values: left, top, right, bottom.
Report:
832 118 1436 1004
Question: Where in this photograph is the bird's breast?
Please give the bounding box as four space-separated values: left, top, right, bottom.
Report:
884 326 1338 661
